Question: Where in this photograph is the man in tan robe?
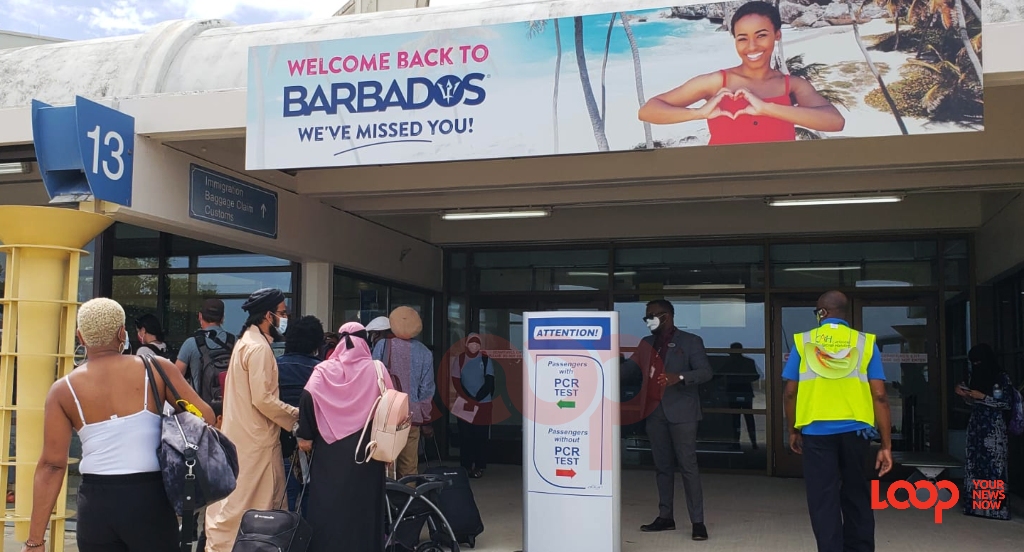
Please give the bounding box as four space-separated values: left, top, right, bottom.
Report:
205 288 299 551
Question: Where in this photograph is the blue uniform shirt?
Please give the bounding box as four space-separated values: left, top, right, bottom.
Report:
782 318 886 436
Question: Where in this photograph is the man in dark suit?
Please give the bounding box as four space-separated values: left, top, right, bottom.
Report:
623 299 713 541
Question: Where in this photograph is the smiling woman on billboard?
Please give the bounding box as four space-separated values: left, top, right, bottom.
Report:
638 2 845 145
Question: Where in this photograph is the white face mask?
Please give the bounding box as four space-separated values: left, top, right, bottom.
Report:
276 315 288 336
121 331 130 353
646 316 661 333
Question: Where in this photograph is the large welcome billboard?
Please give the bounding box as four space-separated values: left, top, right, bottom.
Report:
245 0 984 169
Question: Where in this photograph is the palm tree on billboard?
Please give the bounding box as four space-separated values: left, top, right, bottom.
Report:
621 14 654 149
952 0 983 85
601 13 617 122
527 19 563 153
875 0 905 48
574 16 610 151
772 0 789 74
601 13 653 149
848 0 908 134
907 0 983 87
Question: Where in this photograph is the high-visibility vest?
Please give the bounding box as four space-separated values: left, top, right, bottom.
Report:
793 324 876 430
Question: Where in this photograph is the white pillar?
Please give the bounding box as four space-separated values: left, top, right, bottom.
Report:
301 261 334 327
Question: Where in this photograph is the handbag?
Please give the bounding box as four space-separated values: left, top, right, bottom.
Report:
355 361 411 464
143 356 241 552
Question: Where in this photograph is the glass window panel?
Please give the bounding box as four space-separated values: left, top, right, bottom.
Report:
113 224 159 269
706 352 766 409
78 239 96 302
615 295 766 349
332 272 388 328
195 272 292 296
111 274 159 324
474 249 608 292
447 298 467 346
476 308 525 432
447 252 468 294
944 239 969 286
196 254 291 269
166 274 199 349
615 245 764 290
861 305 936 452
771 241 938 288
167 257 190 269
391 287 435 348
168 234 291 269
220 298 261 337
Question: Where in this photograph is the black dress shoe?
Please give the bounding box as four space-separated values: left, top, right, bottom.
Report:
640 517 676 532
692 522 709 541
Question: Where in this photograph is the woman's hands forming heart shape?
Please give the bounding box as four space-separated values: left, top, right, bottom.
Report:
701 87 767 120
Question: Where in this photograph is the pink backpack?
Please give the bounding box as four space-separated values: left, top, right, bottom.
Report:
355 361 411 464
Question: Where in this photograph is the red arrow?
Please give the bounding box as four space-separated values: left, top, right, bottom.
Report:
555 469 577 478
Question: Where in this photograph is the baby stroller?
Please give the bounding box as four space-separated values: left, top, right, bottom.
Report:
385 474 461 552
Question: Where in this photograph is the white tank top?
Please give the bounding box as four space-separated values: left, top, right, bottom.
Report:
66 370 162 475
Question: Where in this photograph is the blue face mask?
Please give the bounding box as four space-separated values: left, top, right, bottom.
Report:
276 314 288 336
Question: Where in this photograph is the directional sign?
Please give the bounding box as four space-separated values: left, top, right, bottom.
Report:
524 312 621 552
188 164 278 239
32 96 135 206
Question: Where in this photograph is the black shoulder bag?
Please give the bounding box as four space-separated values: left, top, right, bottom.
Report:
143 356 241 552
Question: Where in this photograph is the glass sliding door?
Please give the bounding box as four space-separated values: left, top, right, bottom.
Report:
458 296 605 465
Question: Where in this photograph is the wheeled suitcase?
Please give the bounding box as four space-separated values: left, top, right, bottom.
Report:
232 452 313 552
422 438 484 548
231 508 312 552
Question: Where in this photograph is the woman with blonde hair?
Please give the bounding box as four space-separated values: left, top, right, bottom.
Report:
20 298 214 552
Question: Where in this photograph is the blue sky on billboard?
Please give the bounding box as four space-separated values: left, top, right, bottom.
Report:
0 0 479 40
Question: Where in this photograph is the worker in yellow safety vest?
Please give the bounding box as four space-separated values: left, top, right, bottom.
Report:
783 291 892 552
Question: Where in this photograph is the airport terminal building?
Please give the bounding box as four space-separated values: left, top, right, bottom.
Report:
1 0 1023 496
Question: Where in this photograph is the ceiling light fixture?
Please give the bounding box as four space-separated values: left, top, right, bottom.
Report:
768 195 903 207
783 266 861 272
567 271 637 277
663 283 745 290
441 208 551 221
0 162 30 175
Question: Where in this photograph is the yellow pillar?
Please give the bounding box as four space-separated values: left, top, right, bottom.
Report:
0 206 112 551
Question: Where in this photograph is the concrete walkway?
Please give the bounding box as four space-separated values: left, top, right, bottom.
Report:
6 465 1023 551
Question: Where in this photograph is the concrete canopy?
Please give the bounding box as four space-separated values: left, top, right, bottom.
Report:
1 0 1024 286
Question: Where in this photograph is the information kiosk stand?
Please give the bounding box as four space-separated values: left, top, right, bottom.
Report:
523 312 621 552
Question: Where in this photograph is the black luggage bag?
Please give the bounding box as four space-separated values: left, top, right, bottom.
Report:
232 451 312 552
423 438 484 548
231 509 312 552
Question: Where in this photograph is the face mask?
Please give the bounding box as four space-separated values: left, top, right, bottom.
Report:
275 314 288 336
121 332 130 353
646 315 661 333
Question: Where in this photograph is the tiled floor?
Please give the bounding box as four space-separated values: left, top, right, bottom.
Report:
5 466 1023 551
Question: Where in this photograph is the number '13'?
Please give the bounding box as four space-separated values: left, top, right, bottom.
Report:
86 125 125 180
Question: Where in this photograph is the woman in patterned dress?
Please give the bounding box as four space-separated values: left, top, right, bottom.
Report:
956 344 1013 520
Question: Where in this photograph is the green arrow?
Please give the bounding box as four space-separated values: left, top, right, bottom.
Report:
557 400 576 409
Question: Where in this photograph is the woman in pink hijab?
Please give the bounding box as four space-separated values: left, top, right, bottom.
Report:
296 321 394 552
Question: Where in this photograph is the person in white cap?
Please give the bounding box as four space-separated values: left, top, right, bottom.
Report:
365 316 392 351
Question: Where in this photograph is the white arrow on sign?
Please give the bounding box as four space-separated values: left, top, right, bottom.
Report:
261 204 266 218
